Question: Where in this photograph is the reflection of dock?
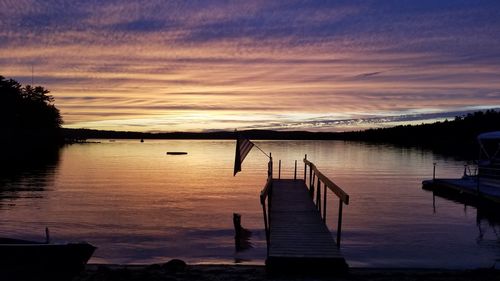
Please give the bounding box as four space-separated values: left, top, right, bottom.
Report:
260 155 349 273
424 180 500 243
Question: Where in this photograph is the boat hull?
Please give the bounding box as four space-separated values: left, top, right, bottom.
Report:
0 241 96 280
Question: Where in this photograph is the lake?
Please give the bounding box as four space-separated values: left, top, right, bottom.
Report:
0 140 499 268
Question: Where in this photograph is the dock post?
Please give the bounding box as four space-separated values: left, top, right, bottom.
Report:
269 153 273 178
433 163 436 180
310 173 315 199
317 178 321 212
294 160 297 180
323 185 327 222
304 154 307 181
262 201 269 252
337 199 343 248
278 160 281 179
309 168 313 190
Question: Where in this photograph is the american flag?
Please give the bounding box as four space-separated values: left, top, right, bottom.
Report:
233 137 254 176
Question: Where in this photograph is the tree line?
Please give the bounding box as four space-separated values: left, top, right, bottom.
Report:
1 75 63 148
337 109 500 157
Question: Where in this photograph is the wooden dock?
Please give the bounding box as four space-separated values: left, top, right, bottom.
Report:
260 156 349 273
422 162 500 205
423 178 500 204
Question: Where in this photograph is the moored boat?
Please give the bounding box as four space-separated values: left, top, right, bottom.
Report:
422 131 500 205
0 236 96 280
477 131 500 186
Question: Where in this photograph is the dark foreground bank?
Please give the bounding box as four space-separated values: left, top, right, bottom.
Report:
73 263 500 281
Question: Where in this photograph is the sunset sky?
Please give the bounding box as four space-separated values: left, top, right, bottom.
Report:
1 0 500 132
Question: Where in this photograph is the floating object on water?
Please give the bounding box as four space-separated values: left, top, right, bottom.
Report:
140 138 144 143
166 152 188 155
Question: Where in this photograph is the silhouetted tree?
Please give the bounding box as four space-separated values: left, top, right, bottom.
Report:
0 75 63 147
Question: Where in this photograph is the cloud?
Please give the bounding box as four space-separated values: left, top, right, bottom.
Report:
234 107 500 132
110 19 169 33
355 71 383 79
1 0 500 131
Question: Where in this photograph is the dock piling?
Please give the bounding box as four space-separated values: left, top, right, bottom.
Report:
278 160 281 179
294 160 297 180
304 154 307 181
323 184 327 222
337 199 343 248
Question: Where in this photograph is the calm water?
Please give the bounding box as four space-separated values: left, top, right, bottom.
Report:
1 140 499 268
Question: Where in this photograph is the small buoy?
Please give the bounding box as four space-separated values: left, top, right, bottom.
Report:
140 138 144 143
166 152 188 155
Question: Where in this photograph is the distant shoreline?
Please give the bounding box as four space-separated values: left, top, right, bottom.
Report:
63 110 500 159
63 109 500 142
62 128 344 141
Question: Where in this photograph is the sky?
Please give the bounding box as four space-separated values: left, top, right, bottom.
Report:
1 0 500 132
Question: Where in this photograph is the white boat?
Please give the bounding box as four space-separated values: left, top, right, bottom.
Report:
477 131 500 187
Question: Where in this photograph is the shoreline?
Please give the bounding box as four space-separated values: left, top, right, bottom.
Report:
74 263 500 281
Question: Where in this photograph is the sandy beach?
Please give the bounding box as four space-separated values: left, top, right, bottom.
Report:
73 262 500 281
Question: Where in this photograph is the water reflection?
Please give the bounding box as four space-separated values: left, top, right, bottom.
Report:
0 147 60 206
477 208 500 243
429 189 500 245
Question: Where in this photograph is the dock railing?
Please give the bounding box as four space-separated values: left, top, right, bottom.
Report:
303 154 350 248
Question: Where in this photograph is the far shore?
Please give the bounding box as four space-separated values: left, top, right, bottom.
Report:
74 263 500 281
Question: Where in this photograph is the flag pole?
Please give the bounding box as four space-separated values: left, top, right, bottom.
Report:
234 129 270 159
234 129 272 176
253 142 271 159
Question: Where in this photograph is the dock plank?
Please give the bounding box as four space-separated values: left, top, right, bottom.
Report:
266 179 347 272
